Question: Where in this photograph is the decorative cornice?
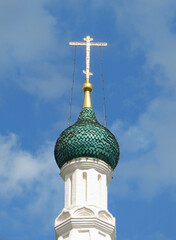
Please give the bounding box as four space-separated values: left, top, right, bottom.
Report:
55 216 115 237
55 206 115 225
61 157 113 183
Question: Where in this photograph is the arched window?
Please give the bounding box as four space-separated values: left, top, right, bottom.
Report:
83 172 87 202
70 175 72 205
98 174 102 205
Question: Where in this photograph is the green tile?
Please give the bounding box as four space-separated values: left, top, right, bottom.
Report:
54 108 120 169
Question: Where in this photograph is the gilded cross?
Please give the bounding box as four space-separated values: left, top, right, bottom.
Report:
69 35 107 79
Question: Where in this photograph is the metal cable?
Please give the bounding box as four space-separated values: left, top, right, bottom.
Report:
100 47 107 127
68 46 77 127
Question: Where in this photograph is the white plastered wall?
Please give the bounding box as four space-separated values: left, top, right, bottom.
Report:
55 158 116 240
64 168 107 209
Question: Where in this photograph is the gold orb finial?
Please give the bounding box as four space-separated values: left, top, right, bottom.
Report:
82 78 93 108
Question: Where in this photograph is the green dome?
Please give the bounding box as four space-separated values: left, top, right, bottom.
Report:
54 108 120 169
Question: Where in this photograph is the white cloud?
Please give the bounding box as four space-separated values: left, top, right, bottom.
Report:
114 0 176 91
0 0 70 100
0 133 43 196
0 0 56 62
18 63 70 100
110 0 176 198
112 97 176 198
0 133 63 217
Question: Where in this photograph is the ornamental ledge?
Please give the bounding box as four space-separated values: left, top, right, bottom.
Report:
55 206 115 226
55 216 115 237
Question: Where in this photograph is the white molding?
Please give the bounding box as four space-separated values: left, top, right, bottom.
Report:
55 216 115 237
61 158 113 183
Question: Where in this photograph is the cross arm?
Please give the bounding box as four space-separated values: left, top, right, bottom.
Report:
90 43 107 46
69 42 86 46
69 42 107 47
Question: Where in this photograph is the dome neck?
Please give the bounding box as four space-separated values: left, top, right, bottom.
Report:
82 78 93 108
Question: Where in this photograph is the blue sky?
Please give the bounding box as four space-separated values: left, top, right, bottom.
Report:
0 0 176 239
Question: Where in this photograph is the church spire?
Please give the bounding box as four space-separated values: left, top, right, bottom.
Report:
54 36 120 240
69 35 107 108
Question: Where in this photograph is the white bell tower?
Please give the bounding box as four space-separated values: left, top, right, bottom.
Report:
54 36 119 240
55 158 116 240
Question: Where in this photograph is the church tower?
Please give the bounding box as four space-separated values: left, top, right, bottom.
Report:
54 36 120 240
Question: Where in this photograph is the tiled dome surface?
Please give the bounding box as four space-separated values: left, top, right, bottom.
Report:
54 108 120 169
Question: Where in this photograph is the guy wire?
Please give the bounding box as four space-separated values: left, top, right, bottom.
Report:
100 47 107 127
68 46 77 127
